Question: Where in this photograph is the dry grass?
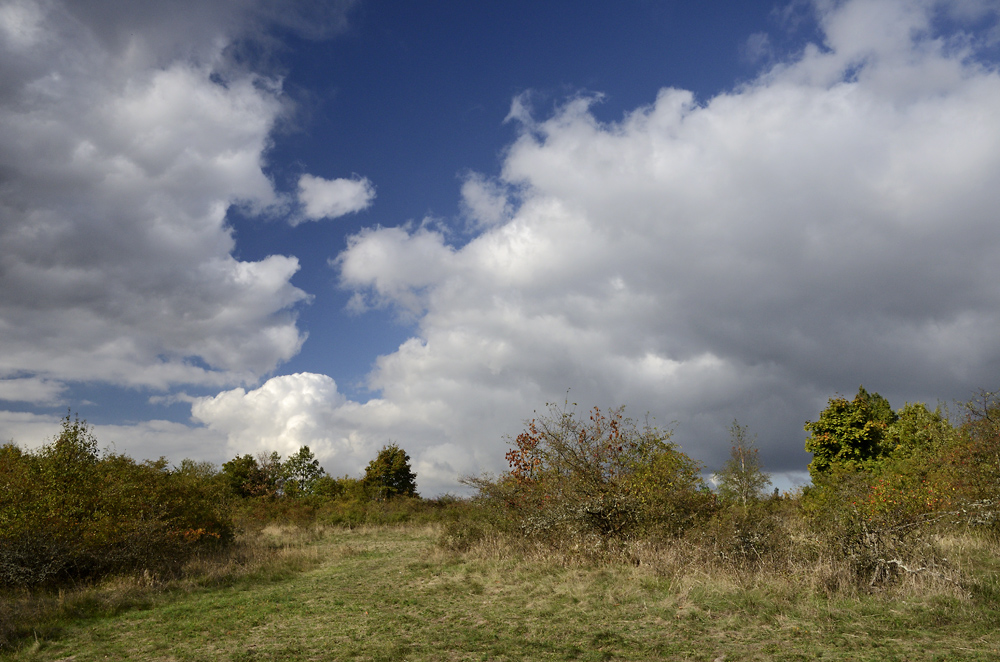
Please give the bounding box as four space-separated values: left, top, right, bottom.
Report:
451 516 996 602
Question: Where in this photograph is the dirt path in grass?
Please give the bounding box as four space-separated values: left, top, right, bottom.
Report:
6 525 1000 661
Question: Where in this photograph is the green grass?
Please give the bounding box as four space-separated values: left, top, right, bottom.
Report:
4 525 1000 661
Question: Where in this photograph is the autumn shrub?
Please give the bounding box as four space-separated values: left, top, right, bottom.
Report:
462 403 712 548
0 416 233 588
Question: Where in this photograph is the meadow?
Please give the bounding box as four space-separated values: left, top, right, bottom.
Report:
3 523 1000 661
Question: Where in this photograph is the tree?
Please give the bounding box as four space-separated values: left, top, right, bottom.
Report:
715 420 771 507
221 454 275 498
955 389 1000 503
363 443 418 500
282 446 326 496
882 402 954 460
804 386 897 480
1 415 234 588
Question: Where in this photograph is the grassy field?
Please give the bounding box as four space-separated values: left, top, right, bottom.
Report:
4 524 1000 661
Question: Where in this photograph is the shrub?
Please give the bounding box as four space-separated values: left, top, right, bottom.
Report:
221 454 276 498
692 498 791 572
463 403 711 544
0 415 233 588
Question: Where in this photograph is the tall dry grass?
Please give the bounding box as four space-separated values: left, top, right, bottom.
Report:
441 504 1000 603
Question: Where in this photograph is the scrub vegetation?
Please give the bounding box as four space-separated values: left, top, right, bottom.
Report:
1 387 999 659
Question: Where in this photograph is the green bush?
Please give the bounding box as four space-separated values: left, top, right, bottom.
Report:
801 394 970 589
0 415 233 588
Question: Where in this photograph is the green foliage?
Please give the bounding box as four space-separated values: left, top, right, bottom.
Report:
800 392 991 588
464 403 711 542
282 446 327 496
0 414 233 588
362 443 418 501
714 420 772 507
221 454 276 498
883 402 954 460
223 447 328 499
804 385 897 479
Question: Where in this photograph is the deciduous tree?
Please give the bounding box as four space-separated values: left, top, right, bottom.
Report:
363 443 418 500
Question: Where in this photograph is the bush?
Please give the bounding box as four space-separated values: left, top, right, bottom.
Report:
0 415 233 588
463 403 711 544
692 498 792 572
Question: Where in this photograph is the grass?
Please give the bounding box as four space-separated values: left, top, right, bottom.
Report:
3 524 999 661
0 525 327 653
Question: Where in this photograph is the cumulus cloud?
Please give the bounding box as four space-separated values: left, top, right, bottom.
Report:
296 174 376 223
0 0 358 398
189 371 501 492
40 0 996 496
190 373 395 478
315 0 1000 490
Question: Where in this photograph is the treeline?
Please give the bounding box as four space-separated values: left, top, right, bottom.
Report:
0 418 431 590
449 388 1000 592
2 386 997 595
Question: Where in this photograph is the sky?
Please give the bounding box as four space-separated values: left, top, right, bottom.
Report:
2 0 1000 496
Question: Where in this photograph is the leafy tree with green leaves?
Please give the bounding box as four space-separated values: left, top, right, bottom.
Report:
882 402 954 460
715 420 771 507
282 446 326 496
363 443 418 501
804 385 897 480
221 454 274 498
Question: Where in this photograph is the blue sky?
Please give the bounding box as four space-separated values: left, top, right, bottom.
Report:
2 0 1000 495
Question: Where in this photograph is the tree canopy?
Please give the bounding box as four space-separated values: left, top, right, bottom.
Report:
363 444 418 500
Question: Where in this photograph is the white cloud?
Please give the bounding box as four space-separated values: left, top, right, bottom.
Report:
20 0 994 496
191 373 387 478
460 173 513 229
317 0 1000 488
0 0 364 394
0 410 61 447
296 174 375 223
189 371 508 494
